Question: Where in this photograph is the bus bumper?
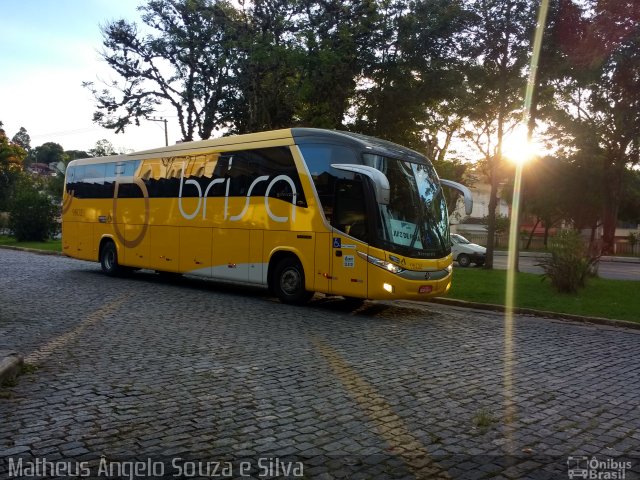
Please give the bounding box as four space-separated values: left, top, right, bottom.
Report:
367 269 452 300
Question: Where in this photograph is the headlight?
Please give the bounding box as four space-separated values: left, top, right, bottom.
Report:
357 252 405 274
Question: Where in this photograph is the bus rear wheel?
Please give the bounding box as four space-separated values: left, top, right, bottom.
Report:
100 241 122 276
273 257 314 305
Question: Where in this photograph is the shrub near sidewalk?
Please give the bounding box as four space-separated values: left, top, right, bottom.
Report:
8 180 58 242
537 230 599 294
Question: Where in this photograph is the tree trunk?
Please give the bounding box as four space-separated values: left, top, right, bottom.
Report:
600 160 623 255
525 217 541 250
589 223 598 256
484 176 499 269
543 224 550 248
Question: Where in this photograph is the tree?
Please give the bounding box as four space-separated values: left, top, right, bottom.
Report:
350 0 474 150
88 139 117 157
0 127 27 211
299 1 377 128
228 0 306 133
85 0 241 141
618 168 640 226
8 178 58 241
65 150 90 161
502 155 566 248
545 0 640 254
458 0 537 269
42 150 88 203
31 142 65 166
11 127 31 152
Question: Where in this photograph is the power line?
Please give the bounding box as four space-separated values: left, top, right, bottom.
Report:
147 117 168 146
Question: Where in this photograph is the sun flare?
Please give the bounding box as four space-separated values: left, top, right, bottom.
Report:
502 124 542 164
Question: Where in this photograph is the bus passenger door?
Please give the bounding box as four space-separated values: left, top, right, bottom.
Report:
329 180 368 298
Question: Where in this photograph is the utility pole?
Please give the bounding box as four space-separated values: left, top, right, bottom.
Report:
148 117 168 146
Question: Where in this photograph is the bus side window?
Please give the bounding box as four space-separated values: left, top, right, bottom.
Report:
333 179 368 242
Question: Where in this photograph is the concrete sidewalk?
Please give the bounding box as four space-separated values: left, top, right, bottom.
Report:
494 249 640 264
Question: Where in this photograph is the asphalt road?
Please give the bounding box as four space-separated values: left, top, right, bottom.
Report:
1 249 639 479
491 254 640 281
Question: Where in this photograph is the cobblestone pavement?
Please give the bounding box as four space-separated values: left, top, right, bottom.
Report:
1 248 639 479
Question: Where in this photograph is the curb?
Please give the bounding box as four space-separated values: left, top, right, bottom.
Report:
428 297 640 331
0 245 63 256
494 249 640 264
0 351 24 386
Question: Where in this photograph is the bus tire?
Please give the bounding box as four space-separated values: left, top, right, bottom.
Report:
273 257 314 305
100 241 122 276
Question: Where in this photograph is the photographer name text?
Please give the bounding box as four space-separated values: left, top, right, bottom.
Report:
7 456 304 479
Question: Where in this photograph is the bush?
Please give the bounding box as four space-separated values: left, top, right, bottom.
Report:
537 230 599 294
8 180 58 241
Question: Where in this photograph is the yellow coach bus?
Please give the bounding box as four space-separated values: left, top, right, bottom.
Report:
62 128 472 304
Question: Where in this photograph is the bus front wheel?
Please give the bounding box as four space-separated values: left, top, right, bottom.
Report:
100 241 122 276
273 257 314 305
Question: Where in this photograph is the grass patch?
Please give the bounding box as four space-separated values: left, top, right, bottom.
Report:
20 363 39 375
0 390 13 399
472 407 497 432
0 235 61 252
447 267 639 323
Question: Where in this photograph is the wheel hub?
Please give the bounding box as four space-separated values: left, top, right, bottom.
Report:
280 268 301 294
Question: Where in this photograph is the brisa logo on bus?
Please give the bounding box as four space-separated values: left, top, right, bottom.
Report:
177 162 297 223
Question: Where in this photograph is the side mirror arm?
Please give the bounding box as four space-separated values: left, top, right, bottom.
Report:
330 164 390 205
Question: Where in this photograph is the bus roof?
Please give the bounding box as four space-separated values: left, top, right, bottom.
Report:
68 128 430 166
291 128 428 164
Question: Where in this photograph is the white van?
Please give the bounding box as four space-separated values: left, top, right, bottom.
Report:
451 233 486 267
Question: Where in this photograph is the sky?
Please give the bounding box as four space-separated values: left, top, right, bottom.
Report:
0 0 182 154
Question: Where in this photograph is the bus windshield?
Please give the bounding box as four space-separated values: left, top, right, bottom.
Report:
363 154 450 259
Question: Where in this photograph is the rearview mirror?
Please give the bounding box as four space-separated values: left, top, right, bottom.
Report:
331 164 390 205
440 179 473 215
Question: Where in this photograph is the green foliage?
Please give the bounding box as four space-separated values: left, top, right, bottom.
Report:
542 0 640 253
86 0 478 145
44 173 65 202
7 179 58 242
0 127 26 210
11 127 31 152
31 142 64 166
538 230 599 294
79 0 639 253
482 213 510 235
88 139 116 157
85 0 243 141
619 168 640 225
448 267 639 323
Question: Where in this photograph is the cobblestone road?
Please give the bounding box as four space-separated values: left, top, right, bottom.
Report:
1 249 639 479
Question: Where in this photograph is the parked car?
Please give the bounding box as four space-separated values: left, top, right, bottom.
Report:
451 233 486 267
